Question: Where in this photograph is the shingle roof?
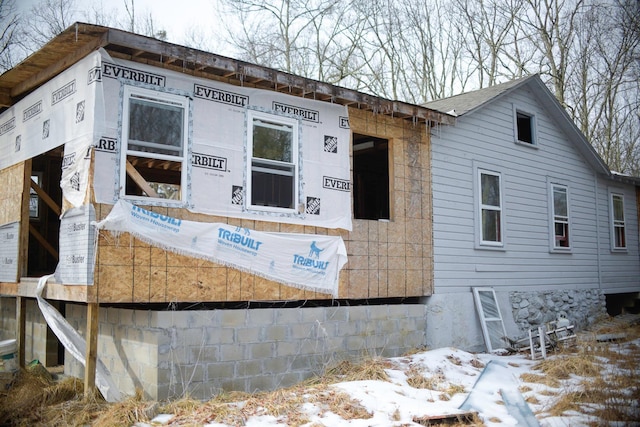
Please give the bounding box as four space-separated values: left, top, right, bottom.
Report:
423 76 534 116
425 75 611 175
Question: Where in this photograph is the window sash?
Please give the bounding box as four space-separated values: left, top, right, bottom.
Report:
479 170 502 244
611 194 626 249
120 86 189 203
127 96 184 155
246 110 299 212
552 185 570 248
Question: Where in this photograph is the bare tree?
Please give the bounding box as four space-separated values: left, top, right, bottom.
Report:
217 0 342 76
394 0 469 102
0 0 20 72
520 0 586 106
453 0 526 87
578 1 640 174
24 0 78 48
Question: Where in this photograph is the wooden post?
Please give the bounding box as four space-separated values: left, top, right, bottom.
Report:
19 159 32 277
84 302 99 397
16 297 26 369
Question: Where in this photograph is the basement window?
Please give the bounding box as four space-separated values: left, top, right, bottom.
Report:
246 109 300 213
120 85 190 204
352 134 389 220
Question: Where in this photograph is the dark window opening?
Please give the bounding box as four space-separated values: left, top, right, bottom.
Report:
27 147 62 277
125 155 182 200
516 112 534 144
352 134 389 220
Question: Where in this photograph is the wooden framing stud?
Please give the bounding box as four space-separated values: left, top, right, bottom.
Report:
84 302 99 397
16 297 26 369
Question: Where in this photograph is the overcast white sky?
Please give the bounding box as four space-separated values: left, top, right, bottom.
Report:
16 0 230 51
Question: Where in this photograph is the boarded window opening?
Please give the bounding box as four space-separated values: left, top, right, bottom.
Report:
352 134 389 220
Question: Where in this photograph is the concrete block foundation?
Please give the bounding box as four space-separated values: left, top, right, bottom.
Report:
64 303 427 400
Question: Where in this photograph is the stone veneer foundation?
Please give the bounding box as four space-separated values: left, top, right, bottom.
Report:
64 303 426 400
509 289 607 332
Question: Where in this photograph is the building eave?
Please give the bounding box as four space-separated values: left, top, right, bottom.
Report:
0 23 455 126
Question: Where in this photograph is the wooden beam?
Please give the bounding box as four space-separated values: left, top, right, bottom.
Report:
126 160 159 198
0 87 11 107
19 160 32 277
29 224 59 260
0 280 94 303
10 32 107 99
30 178 61 216
16 297 26 369
84 302 99 398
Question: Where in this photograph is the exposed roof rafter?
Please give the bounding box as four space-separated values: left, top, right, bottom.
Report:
0 23 455 126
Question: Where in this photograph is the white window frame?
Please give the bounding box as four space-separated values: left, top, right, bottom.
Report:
609 191 627 251
475 167 505 249
119 84 190 205
548 181 571 252
513 105 537 147
245 109 300 214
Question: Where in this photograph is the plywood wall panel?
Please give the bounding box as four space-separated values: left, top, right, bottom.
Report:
0 163 26 225
91 108 433 303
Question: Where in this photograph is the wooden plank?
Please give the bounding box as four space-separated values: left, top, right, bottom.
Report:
16 297 26 369
126 160 159 198
29 224 59 260
10 31 107 99
84 302 99 398
19 160 32 277
0 281 92 302
0 87 11 107
30 178 61 216
413 411 479 425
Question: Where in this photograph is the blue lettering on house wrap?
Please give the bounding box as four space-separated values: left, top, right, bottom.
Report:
131 205 182 227
292 254 329 270
217 229 263 251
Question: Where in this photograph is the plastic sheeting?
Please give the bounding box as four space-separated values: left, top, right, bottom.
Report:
35 275 121 402
95 199 348 297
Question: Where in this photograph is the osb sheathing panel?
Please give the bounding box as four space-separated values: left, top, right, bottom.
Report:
93 108 433 303
0 163 26 225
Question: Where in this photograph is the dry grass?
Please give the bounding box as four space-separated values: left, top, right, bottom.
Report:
520 372 561 388
534 322 640 425
533 353 601 379
0 367 109 427
2 322 638 426
406 366 444 390
92 389 159 427
320 357 391 383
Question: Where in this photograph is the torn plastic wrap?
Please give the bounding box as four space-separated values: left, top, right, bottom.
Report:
95 199 348 297
35 275 122 402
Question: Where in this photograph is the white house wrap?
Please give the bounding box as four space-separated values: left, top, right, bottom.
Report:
92 49 353 230
95 200 347 297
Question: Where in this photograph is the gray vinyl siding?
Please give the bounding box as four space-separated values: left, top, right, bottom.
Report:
595 179 640 293
431 88 634 295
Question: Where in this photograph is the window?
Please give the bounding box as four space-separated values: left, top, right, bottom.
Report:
352 134 389 220
120 85 190 203
514 107 536 145
610 193 626 250
246 109 299 212
478 169 503 246
551 184 570 249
